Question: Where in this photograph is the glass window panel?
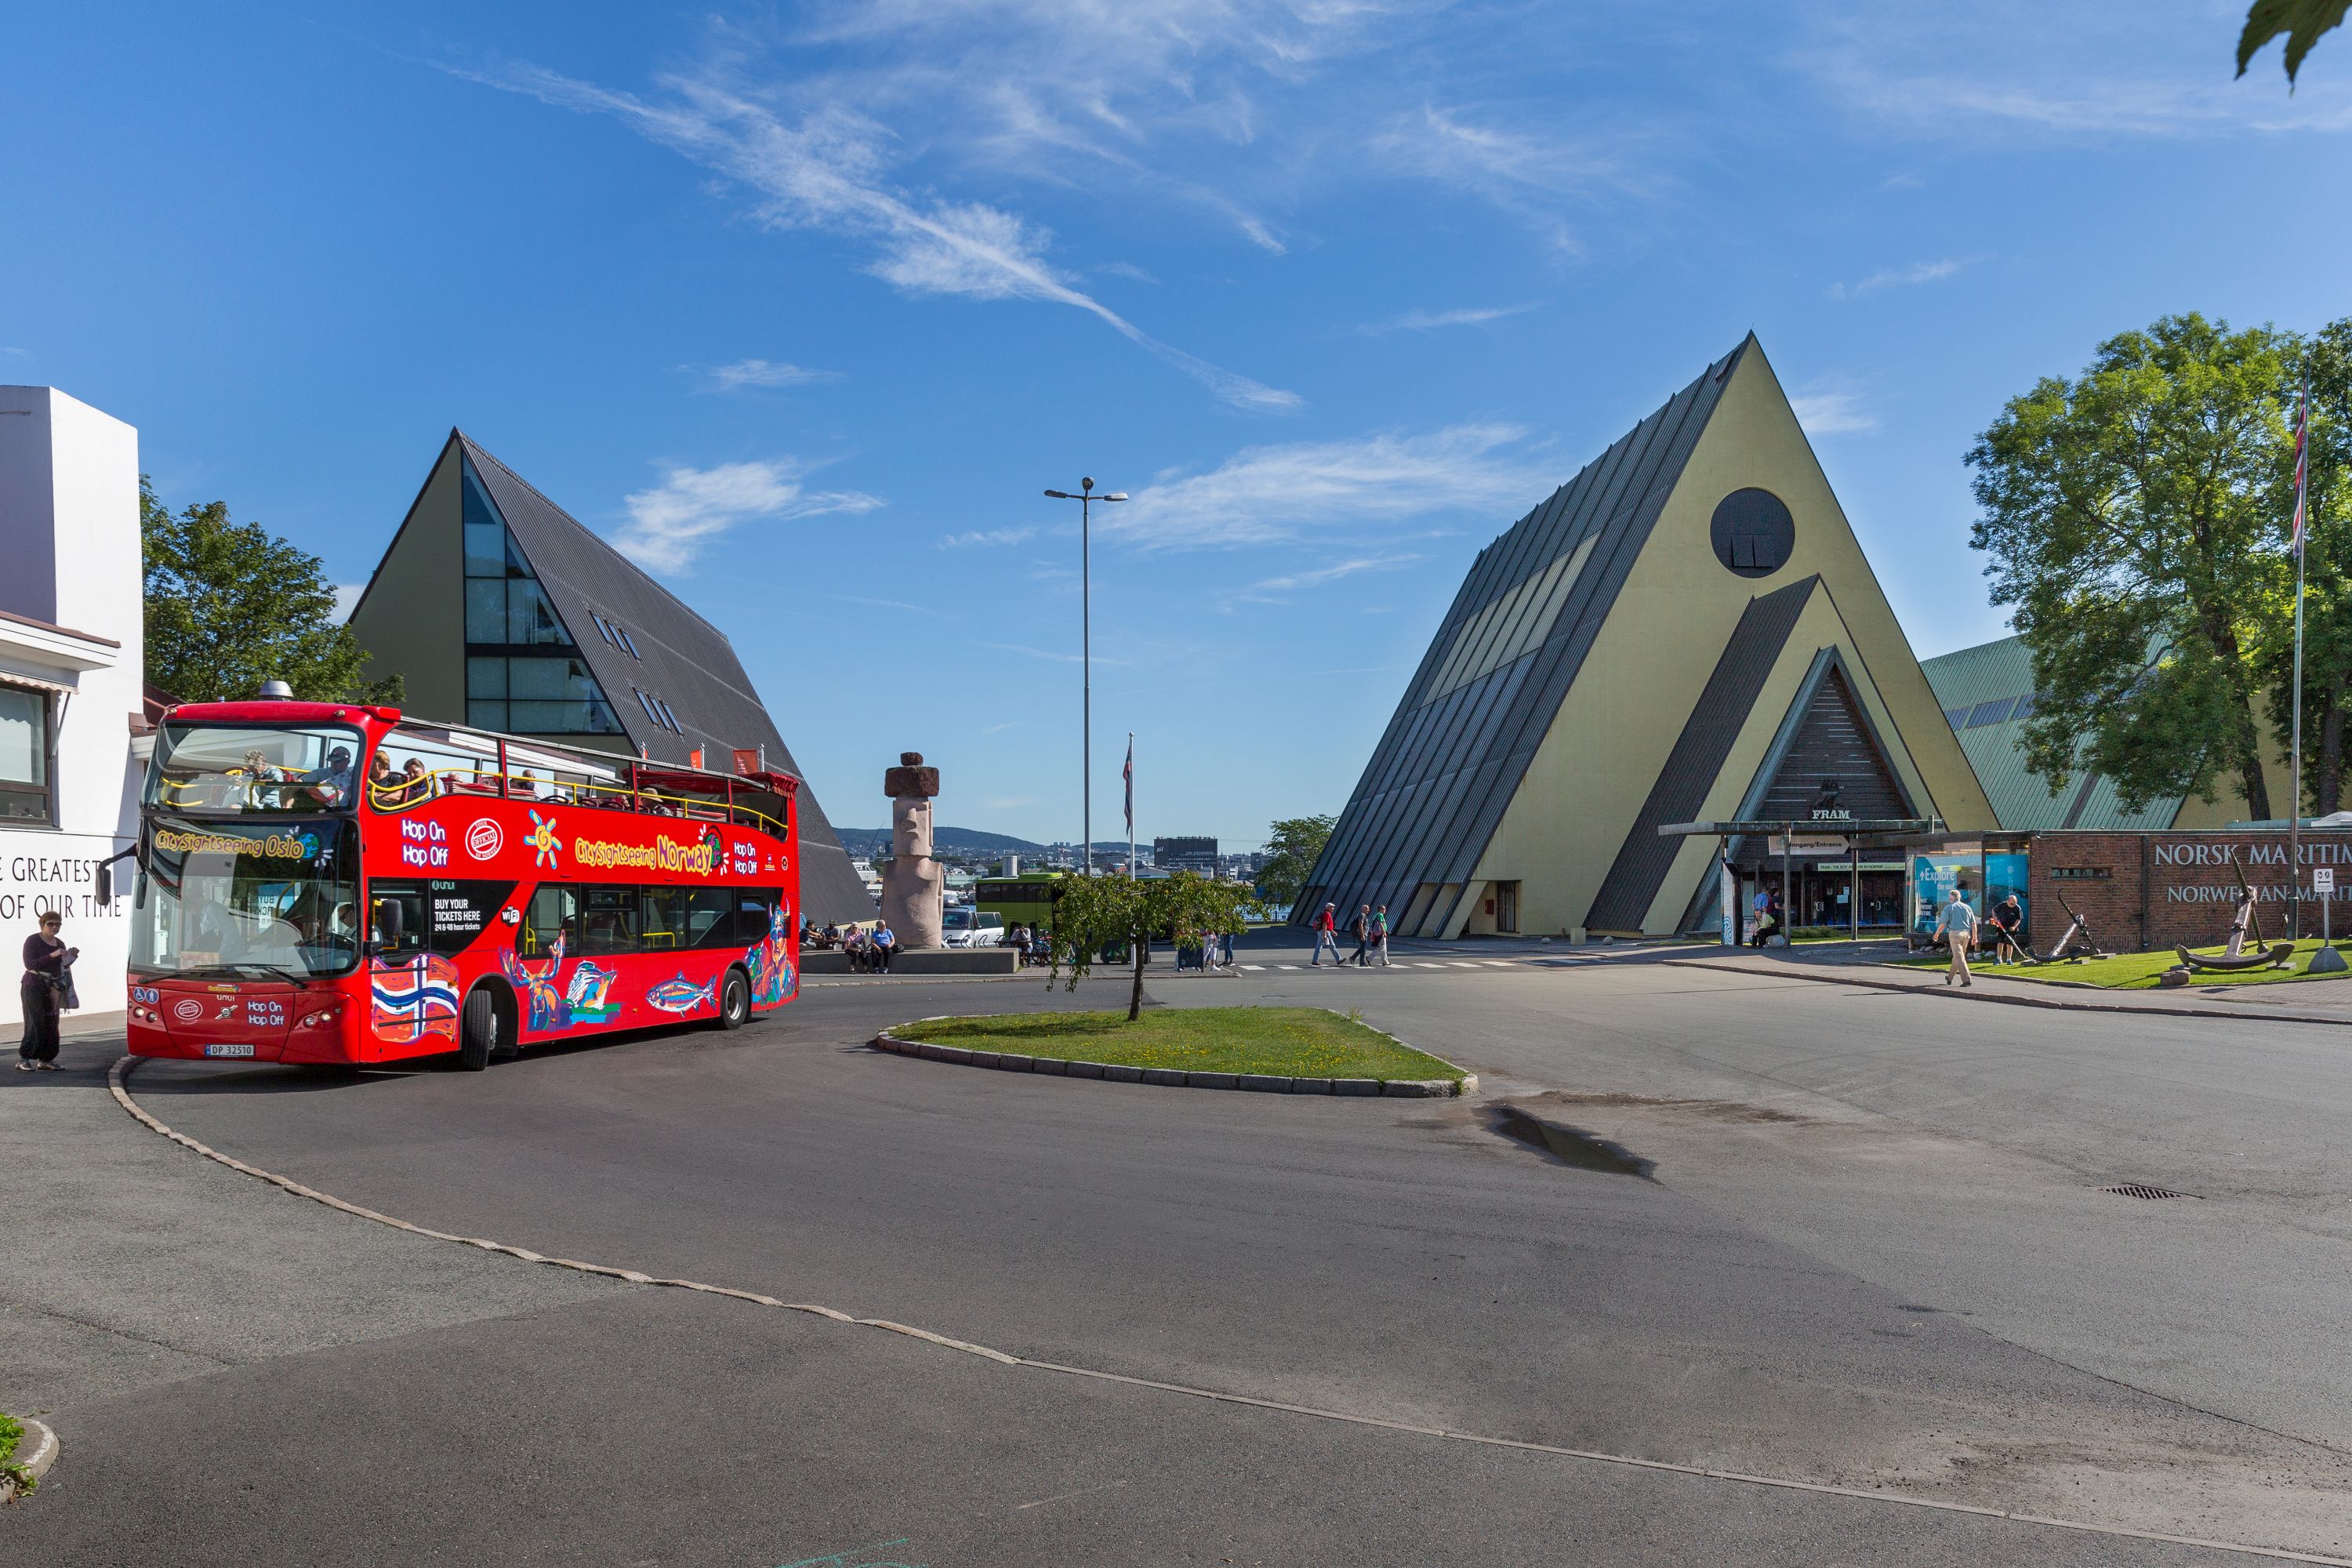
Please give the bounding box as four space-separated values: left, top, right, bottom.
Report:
463 523 507 579
507 656 598 700
521 885 575 960
466 699 508 731
641 887 687 952
684 888 736 948
581 887 638 954
510 699 623 734
465 580 508 643
466 657 507 699
507 579 566 646
0 688 45 786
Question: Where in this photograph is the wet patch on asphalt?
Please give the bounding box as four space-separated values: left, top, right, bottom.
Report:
1489 1105 1657 1180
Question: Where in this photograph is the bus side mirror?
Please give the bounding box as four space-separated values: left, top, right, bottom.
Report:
96 862 113 906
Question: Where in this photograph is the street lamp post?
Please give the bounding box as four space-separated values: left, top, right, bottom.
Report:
1044 477 1127 875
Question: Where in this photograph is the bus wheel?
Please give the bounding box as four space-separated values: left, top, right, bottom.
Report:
716 967 750 1031
459 989 499 1071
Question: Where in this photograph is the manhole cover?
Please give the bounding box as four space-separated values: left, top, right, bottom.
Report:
2100 1183 2200 1200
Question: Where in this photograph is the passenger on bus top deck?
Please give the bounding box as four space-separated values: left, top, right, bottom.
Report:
400 757 432 803
296 746 357 806
366 751 397 802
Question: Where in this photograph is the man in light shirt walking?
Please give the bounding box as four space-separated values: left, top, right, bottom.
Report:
1938 887 1978 987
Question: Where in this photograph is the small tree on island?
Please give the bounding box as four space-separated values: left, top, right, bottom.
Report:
1044 871 1263 1022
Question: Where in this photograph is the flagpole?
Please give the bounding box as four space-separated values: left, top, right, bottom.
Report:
2292 367 2311 939
1126 731 1135 880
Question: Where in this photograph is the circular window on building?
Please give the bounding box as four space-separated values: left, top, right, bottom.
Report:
1709 488 1795 576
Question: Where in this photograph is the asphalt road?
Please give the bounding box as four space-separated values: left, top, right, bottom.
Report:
6 942 2350 1565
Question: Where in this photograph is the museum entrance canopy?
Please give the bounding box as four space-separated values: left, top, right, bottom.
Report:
1659 818 1937 844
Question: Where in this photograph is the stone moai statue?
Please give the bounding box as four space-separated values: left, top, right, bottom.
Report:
880 750 945 948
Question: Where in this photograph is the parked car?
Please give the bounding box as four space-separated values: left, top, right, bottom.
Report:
941 907 1005 948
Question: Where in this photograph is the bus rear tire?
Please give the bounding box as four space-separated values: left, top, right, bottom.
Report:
459 989 499 1071
716 967 750 1031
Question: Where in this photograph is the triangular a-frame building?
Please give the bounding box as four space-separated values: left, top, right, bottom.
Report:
348 430 873 922
1302 336 1993 938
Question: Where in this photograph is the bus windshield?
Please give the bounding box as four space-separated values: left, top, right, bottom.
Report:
130 816 360 978
147 721 368 815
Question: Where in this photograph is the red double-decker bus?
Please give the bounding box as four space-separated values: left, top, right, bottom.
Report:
123 699 800 1069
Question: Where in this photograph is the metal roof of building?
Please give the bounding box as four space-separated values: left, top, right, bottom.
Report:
1303 337 1752 926
456 433 873 920
1918 633 2180 832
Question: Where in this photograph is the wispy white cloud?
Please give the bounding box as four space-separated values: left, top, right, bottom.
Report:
830 593 938 615
466 64 1302 413
1095 260 1157 283
940 525 1037 549
1370 103 1634 256
1111 423 1554 550
980 640 1127 665
1806 8 2352 138
618 459 883 572
1228 552 1423 606
696 358 837 391
1357 304 1534 336
331 583 364 622
982 720 1022 733
1827 258 1966 299
1787 378 1878 437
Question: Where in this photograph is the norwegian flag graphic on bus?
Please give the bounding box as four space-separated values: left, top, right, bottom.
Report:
369 955 463 1045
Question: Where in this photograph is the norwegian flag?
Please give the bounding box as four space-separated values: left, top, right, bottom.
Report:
1123 735 1134 837
2293 370 2312 560
370 956 461 1042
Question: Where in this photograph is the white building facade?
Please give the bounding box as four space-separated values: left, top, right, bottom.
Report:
0 387 145 1026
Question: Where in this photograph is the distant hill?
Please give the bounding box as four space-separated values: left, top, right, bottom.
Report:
835 826 1052 858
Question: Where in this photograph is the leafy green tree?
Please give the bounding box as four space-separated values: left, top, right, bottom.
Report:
1044 871 1261 1021
1254 814 1335 906
1967 314 2293 821
2254 321 2352 814
142 478 403 706
2238 0 2347 84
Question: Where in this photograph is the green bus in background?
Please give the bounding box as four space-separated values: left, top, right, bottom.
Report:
974 873 1066 936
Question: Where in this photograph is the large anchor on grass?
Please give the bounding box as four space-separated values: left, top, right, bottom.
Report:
2029 887 2109 963
2173 854 2296 973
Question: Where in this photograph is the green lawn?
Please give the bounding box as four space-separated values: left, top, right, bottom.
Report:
890 1006 1465 1081
1 1410 31 1496
1889 943 2352 989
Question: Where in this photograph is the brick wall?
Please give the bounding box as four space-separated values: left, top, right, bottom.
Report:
2027 830 2351 953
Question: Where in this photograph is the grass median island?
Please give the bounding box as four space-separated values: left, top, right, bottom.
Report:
891 1006 1465 1083
1 1410 34 1496
1889 944 2352 989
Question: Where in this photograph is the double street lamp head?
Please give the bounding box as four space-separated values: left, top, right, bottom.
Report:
1043 488 1129 501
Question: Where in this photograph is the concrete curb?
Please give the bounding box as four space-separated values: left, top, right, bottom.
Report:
1670 956 2352 1029
870 1029 1475 1098
2 1417 58 1503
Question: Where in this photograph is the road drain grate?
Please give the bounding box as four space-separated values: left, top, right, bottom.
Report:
2100 1183 2200 1200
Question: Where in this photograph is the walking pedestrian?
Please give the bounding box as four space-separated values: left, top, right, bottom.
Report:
872 920 898 975
1938 887 1977 987
1371 905 1391 967
18 910 74 1072
1311 903 1344 966
1349 905 1372 966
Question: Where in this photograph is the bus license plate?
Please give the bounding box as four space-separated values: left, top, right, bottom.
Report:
203 1043 256 1058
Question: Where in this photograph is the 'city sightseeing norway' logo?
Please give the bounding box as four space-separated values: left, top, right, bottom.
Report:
524 810 563 869
465 818 503 861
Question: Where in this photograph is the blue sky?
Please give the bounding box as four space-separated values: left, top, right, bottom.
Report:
7 2 2350 847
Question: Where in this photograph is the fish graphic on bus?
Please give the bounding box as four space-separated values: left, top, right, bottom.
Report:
644 971 720 1016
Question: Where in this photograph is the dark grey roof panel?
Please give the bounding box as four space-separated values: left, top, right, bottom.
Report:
1301 339 1752 924
1583 578 1817 932
455 434 874 922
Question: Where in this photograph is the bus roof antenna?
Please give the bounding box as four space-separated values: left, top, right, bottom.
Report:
256 680 296 700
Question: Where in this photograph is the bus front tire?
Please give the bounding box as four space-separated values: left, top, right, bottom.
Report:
459 989 499 1071
717 968 750 1031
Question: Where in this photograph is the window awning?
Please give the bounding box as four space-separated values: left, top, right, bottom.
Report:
0 670 76 699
